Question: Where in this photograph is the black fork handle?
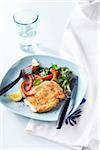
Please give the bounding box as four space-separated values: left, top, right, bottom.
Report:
56 97 70 129
0 76 21 96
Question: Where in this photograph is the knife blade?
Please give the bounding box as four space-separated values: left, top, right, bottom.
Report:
56 76 78 129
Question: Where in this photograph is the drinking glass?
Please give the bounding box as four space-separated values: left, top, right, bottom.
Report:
13 9 39 53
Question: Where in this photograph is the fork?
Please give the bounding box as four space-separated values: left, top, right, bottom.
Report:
0 65 34 96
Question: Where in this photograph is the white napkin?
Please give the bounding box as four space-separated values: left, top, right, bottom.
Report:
79 0 100 22
25 2 99 149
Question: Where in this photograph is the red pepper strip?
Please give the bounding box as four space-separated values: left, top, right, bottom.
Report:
50 68 59 80
35 74 41 78
21 81 34 97
36 74 53 81
26 74 33 91
32 66 38 72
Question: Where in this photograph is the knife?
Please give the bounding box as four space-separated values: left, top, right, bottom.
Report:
56 76 78 129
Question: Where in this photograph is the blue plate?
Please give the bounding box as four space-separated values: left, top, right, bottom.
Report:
0 55 87 121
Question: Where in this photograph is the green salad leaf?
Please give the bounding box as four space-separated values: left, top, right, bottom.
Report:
33 79 43 86
40 68 50 76
56 66 72 93
51 64 60 70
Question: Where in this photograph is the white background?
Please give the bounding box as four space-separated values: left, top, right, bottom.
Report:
0 1 77 150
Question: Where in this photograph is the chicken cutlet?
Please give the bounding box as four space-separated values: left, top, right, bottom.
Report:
24 80 65 113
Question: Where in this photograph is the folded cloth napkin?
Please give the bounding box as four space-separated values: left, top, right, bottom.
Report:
25 2 99 149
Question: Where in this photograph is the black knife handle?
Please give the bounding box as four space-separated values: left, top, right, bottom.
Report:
56 97 70 129
0 76 21 96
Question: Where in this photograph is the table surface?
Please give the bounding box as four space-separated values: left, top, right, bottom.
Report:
0 1 76 150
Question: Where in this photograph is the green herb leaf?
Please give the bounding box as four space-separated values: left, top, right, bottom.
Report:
40 68 50 76
52 64 60 70
33 79 43 86
55 66 73 92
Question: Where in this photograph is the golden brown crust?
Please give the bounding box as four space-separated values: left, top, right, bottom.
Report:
24 81 65 113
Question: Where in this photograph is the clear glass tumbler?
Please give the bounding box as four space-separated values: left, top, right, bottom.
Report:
13 10 39 53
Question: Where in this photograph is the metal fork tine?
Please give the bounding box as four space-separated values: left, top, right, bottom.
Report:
22 65 32 75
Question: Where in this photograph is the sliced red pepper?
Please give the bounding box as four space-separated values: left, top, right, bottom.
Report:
35 70 59 81
50 68 59 80
26 74 33 91
21 81 34 97
32 65 38 72
35 74 41 78
35 74 53 81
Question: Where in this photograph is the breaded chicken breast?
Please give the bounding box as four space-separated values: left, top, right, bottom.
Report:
24 81 65 113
